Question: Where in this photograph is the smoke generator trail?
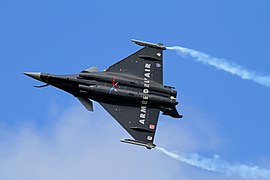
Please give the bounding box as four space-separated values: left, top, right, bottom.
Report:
167 46 270 87
156 147 270 180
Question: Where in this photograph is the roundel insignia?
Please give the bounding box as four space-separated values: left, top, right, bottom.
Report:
149 124 155 130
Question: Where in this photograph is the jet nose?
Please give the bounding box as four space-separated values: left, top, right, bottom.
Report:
24 72 42 81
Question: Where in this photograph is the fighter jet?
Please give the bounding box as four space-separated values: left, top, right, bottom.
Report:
24 39 182 149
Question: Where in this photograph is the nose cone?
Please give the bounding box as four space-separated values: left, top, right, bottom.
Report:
24 72 42 81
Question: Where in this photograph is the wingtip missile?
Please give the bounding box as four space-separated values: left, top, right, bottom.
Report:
120 139 156 149
131 39 166 50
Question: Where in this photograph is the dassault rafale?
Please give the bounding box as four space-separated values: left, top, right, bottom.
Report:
24 39 183 149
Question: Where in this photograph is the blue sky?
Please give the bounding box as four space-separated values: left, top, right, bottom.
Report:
1 0 270 179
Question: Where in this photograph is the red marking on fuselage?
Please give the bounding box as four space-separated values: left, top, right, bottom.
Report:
109 76 118 94
112 76 116 86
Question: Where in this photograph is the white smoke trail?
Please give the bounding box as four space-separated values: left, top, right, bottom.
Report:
156 147 270 180
167 46 270 87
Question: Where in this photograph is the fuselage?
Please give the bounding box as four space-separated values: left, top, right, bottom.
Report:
39 71 178 111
